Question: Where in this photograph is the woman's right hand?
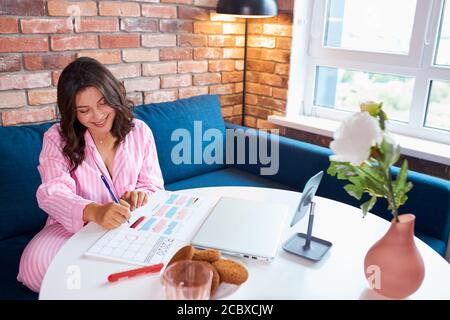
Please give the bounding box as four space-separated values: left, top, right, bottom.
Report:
83 200 131 229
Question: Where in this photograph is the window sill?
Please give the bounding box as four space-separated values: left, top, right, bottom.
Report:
269 115 450 166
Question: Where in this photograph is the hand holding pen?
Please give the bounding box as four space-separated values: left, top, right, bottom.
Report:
85 201 145 230
82 175 132 229
100 174 131 223
82 201 131 230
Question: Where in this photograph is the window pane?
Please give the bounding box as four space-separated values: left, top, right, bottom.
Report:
324 0 416 54
424 81 450 131
435 1 450 66
314 66 415 123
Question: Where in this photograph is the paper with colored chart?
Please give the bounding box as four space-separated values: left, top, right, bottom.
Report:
84 190 217 266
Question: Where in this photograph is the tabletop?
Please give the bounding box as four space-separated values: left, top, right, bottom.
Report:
39 186 450 300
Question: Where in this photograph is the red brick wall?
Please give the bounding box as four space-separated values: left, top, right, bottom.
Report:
243 12 292 129
0 0 294 127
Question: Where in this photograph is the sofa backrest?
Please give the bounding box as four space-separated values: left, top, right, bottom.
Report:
134 94 226 184
0 122 55 240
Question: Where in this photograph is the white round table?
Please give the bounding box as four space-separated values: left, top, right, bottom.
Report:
39 186 450 300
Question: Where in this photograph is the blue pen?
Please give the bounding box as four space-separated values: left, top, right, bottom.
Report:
100 174 130 223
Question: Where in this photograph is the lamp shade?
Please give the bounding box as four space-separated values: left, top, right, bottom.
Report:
216 0 278 17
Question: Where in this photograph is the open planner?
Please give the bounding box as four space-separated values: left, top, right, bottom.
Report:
84 190 217 266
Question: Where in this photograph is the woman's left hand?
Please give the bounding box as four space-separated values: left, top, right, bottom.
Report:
120 190 149 211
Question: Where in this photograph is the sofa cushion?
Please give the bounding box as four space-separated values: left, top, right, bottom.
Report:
415 232 447 257
386 169 450 248
0 122 55 240
134 95 226 184
165 167 294 192
0 233 39 300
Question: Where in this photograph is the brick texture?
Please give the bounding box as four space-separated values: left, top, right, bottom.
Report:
28 89 57 105
47 1 97 17
24 53 75 70
0 17 19 33
77 18 119 33
0 0 284 130
21 18 73 34
2 106 55 126
77 51 121 65
51 35 97 51
240 12 293 129
0 55 21 72
98 2 140 17
1 0 46 16
0 37 49 53
107 63 141 79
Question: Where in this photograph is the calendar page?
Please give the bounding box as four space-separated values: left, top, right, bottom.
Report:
84 190 218 266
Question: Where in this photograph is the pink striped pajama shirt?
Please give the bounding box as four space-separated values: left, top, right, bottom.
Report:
17 119 164 292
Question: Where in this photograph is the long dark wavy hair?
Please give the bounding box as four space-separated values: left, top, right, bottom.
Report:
57 57 134 172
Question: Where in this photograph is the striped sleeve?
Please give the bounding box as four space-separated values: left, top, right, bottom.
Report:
135 121 165 195
36 127 93 234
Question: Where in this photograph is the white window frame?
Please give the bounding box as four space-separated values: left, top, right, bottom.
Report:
286 0 450 145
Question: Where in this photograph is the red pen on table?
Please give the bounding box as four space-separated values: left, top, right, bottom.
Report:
107 263 164 282
129 216 145 229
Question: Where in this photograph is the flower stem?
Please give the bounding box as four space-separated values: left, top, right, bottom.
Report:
382 168 399 222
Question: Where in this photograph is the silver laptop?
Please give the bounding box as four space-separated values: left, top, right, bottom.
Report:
191 196 289 261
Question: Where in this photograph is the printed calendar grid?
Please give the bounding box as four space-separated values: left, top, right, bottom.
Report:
85 192 202 265
134 193 199 235
86 229 175 264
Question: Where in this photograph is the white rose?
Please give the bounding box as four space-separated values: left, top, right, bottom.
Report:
330 111 383 166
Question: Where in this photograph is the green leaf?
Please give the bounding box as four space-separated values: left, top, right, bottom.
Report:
394 160 408 193
380 137 400 168
344 183 363 200
353 166 386 196
396 181 413 208
327 161 338 176
327 161 357 180
361 196 377 217
393 160 413 210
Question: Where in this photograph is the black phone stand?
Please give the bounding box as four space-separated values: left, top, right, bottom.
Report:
283 202 332 261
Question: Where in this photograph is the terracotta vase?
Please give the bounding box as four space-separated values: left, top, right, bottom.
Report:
364 214 425 299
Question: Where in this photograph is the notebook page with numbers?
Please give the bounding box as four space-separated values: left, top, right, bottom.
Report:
84 190 217 266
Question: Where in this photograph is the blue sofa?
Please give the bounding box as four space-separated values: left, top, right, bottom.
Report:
1 94 449 300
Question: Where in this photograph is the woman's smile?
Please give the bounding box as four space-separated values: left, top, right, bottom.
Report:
75 86 116 133
92 114 109 128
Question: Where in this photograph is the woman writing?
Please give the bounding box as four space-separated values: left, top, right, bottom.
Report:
17 57 164 292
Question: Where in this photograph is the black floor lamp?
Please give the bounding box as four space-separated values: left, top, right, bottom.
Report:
216 0 278 125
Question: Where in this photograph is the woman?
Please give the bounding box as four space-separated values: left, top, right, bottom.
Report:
17 57 164 292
